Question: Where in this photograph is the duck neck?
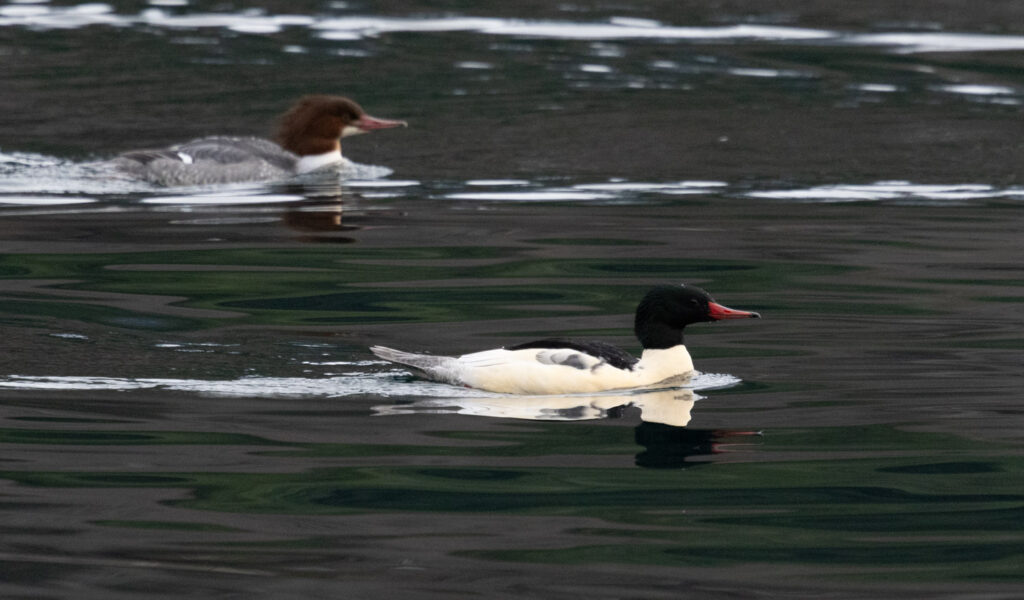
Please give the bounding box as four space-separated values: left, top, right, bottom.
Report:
637 345 695 383
636 321 684 350
295 149 345 173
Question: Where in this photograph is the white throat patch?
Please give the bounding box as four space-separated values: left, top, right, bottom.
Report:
341 125 367 138
295 150 344 174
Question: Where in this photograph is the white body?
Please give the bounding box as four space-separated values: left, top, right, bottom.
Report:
371 345 694 395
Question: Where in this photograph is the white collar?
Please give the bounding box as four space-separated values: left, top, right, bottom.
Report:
295 150 345 174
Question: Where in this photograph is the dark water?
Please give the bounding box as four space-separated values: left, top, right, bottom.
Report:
2 2 1024 598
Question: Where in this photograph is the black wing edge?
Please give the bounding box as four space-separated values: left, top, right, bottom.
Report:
507 337 638 371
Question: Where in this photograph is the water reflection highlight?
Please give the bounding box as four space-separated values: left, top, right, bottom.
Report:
375 387 700 426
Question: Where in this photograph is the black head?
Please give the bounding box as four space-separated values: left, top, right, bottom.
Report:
634 284 760 349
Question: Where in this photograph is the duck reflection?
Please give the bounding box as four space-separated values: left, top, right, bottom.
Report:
634 423 759 469
270 184 359 241
281 201 351 234
373 387 698 426
373 388 760 468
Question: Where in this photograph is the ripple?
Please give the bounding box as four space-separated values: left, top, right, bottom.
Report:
0 151 149 195
473 21 834 41
448 180 731 202
0 2 120 28
0 195 96 206
0 149 400 199
728 67 809 79
0 372 451 397
847 31 1024 53
748 182 1023 204
933 83 1019 103
936 84 1017 96
455 61 494 70
341 179 420 188
573 181 728 193
465 179 532 186
853 83 901 93
4 8 1024 56
139 9 316 34
309 18 835 43
49 333 91 341
447 190 614 202
142 193 305 205
0 370 739 403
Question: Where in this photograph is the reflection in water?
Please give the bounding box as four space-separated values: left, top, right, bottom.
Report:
281 202 352 238
274 184 352 239
634 423 761 469
374 387 698 426
374 386 761 469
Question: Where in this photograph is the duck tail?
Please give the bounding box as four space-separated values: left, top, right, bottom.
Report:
370 346 460 383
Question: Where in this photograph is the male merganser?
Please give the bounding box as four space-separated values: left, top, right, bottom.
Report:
370 284 760 395
113 95 406 186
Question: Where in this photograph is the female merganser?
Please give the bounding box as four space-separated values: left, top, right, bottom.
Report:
370 284 760 395
113 95 406 186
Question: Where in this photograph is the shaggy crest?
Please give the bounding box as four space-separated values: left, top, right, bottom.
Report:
274 95 365 156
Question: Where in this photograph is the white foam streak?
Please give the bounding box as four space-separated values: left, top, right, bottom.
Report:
0 373 468 397
142 193 304 205
0 149 400 198
854 83 901 93
4 7 1024 55
310 18 834 41
573 181 727 191
447 180 730 203
0 151 153 195
465 179 531 186
937 84 1015 96
0 371 739 405
0 195 96 206
140 9 315 34
848 32 1024 53
749 182 1022 203
448 191 613 202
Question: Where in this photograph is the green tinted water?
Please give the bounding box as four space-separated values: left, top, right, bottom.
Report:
2 2 1023 598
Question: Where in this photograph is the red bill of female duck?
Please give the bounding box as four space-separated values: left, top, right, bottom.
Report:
113 95 406 186
371 284 760 395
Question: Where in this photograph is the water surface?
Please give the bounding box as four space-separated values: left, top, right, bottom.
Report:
1 1 1023 598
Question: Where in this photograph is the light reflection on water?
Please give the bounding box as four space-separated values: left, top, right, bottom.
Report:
374 387 704 426
0 372 739 427
3 5 1024 58
3 148 1022 206
748 182 1024 204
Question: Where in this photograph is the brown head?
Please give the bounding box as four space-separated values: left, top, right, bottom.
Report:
274 95 406 157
